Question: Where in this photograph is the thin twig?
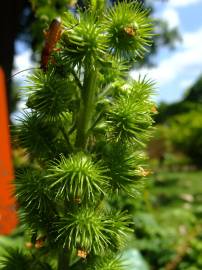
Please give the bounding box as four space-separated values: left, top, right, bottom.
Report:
70 68 83 90
60 126 73 152
89 111 104 133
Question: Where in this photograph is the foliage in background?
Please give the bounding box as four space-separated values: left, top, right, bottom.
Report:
168 110 202 168
156 75 202 123
152 75 202 168
115 170 202 270
184 75 202 103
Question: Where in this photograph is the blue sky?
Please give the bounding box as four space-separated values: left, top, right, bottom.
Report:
14 0 202 105
131 0 202 103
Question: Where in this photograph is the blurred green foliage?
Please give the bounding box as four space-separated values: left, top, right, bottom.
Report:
156 75 202 123
168 110 202 167
133 170 202 269
184 75 202 103
151 75 202 168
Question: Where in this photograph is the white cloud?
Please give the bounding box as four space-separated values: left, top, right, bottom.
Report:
131 27 202 101
11 49 34 121
169 0 201 7
182 28 202 48
12 49 33 79
179 78 194 89
161 8 180 28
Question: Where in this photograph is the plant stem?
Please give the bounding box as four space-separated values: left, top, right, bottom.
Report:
60 126 73 152
75 65 97 149
57 246 70 270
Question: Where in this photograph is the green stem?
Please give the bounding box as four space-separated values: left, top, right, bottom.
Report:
75 65 97 149
60 126 73 152
57 246 70 270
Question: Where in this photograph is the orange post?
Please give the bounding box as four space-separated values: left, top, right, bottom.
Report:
0 67 18 234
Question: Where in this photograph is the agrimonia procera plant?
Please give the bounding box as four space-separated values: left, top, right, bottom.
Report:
1 2 156 270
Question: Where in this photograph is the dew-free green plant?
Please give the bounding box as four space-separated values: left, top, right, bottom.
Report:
1 2 156 269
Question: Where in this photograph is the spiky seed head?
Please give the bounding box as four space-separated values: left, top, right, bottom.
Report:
56 207 132 254
104 2 153 60
47 152 110 202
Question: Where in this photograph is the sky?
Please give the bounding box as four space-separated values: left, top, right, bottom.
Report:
14 0 202 104
131 0 202 103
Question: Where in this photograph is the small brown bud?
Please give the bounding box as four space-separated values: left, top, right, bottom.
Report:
124 26 137 37
139 167 151 177
77 249 87 258
25 242 33 249
151 106 158 114
74 197 81 204
35 236 46 249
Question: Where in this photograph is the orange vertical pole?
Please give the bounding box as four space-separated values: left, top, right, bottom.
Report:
0 67 18 234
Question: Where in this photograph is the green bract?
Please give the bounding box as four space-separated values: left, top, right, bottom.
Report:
87 254 126 270
103 2 153 59
47 152 110 202
15 169 54 215
107 77 155 145
15 112 69 159
56 208 131 253
61 14 107 66
104 144 145 197
26 70 78 121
